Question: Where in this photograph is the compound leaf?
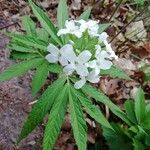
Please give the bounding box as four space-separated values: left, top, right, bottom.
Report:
17 77 66 143
43 85 68 150
0 58 44 81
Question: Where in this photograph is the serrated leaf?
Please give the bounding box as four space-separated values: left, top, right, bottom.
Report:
32 62 49 95
133 139 144 150
17 77 66 143
8 43 36 53
101 65 130 80
69 88 87 150
21 15 37 37
98 23 111 34
78 7 92 21
57 0 69 29
49 63 63 73
124 100 137 124
7 33 47 50
0 58 44 81
29 0 62 46
72 87 113 130
81 83 132 126
10 51 39 60
36 28 49 42
103 124 133 150
135 87 146 124
43 85 68 150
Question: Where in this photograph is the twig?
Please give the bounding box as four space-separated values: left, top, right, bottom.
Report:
109 3 150 43
108 0 124 22
0 22 18 30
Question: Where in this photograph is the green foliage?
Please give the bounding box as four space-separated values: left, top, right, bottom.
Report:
103 88 150 150
0 58 44 81
17 77 66 143
72 87 113 130
78 7 92 20
134 87 146 124
21 15 37 37
57 0 69 29
32 61 49 95
98 23 111 34
69 88 87 150
134 0 146 5
81 83 132 126
43 85 68 150
101 65 131 80
0 0 133 149
28 0 62 46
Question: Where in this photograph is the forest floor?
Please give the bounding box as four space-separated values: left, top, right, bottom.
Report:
0 0 150 149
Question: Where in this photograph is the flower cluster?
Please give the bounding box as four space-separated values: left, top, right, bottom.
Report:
46 20 118 89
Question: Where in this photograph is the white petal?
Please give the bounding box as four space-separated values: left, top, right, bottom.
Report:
88 20 99 27
74 78 86 89
73 31 83 38
99 32 109 41
59 56 68 66
45 54 58 63
77 50 92 64
98 50 111 60
63 63 75 75
76 64 89 76
87 69 100 83
57 29 69 36
60 44 77 62
100 60 112 70
65 20 78 31
85 60 97 68
47 44 59 56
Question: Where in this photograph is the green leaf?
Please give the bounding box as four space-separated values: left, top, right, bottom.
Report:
72 87 113 130
124 100 137 124
133 139 144 150
101 65 130 80
29 0 62 46
8 43 36 53
145 72 150 81
17 77 66 143
57 0 69 29
43 85 68 150
36 28 49 42
69 88 87 150
98 23 111 34
49 63 63 73
78 7 92 21
103 124 133 150
10 51 39 60
21 15 37 37
32 62 49 95
7 33 47 50
135 87 146 124
0 58 44 81
81 83 132 126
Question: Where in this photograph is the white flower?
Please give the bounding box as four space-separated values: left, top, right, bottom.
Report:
74 69 100 89
104 40 118 60
45 44 76 66
98 32 109 42
76 19 99 37
63 50 92 76
86 49 113 74
57 20 82 38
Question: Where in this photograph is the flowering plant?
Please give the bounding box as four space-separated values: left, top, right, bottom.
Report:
0 0 131 149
